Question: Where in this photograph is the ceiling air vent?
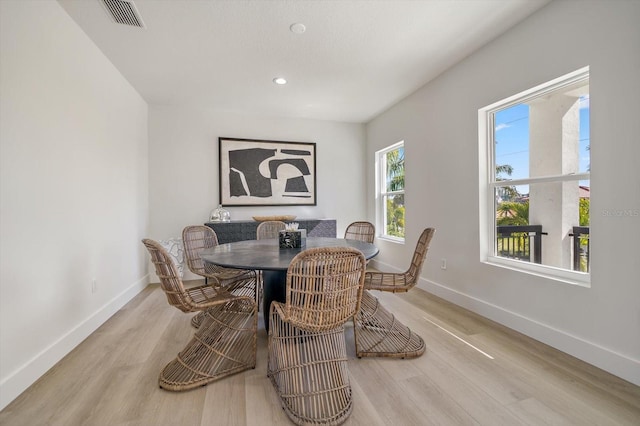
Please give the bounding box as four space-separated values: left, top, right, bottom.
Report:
100 0 146 29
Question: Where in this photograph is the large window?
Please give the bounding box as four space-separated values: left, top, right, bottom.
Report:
480 67 590 284
376 141 405 241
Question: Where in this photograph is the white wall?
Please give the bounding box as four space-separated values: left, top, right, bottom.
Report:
148 106 367 280
0 0 149 409
366 0 640 385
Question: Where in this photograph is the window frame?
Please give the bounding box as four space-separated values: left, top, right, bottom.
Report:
479 67 590 286
376 141 405 243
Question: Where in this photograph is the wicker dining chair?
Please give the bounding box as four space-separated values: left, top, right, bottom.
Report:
354 227 435 358
268 247 366 426
183 225 257 326
142 239 257 391
256 220 286 240
344 221 375 244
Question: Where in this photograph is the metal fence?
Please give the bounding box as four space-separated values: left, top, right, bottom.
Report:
569 226 590 272
496 225 590 272
496 225 544 264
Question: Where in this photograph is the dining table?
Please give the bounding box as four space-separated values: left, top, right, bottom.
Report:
200 237 379 330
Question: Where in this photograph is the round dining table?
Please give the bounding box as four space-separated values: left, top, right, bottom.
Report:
200 237 379 330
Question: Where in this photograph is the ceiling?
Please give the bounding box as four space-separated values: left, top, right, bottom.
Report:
58 0 550 123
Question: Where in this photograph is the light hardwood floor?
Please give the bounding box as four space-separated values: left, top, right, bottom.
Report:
2 282 639 426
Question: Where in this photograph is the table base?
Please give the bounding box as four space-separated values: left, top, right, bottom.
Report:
262 270 286 332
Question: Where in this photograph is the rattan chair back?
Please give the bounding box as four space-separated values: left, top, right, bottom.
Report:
344 221 375 243
182 225 257 316
143 238 205 312
256 220 286 240
405 227 435 287
284 247 366 332
364 227 435 293
182 225 219 276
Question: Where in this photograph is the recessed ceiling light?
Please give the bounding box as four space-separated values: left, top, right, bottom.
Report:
290 23 306 34
273 77 287 85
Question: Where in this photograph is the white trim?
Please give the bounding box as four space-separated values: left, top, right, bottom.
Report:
418 277 640 387
377 235 405 244
379 140 404 153
492 172 590 187
486 256 590 286
482 66 590 113
0 275 150 410
375 141 405 241
479 67 591 283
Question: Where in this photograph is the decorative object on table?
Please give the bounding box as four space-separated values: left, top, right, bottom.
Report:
279 222 306 249
141 239 257 392
218 137 316 206
267 247 366 426
209 204 231 222
158 237 185 277
252 215 296 222
354 227 435 359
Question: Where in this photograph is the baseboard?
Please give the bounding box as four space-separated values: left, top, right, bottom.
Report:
0 274 150 410
418 278 640 387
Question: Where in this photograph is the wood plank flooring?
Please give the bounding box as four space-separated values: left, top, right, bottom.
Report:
2 282 639 425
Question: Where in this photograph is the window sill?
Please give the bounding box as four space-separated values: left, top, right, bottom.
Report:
485 256 590 287
377 235 405 244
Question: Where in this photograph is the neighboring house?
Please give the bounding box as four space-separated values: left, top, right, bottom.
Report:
579 185 590 199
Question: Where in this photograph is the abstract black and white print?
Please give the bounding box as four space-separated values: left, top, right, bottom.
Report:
219 138 316 206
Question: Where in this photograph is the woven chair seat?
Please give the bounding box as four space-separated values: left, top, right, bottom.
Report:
363 270 413 292
190 273 256 328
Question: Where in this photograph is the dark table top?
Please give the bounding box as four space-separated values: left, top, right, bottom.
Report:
200 237 379 271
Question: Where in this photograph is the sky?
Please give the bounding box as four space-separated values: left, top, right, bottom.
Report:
494 96 590 185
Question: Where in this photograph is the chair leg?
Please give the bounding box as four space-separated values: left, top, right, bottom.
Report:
268 307 353 426
159 299 257 391
354 290 425 359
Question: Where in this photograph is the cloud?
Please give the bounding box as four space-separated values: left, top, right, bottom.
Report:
580 95 590 109
495 123 510 132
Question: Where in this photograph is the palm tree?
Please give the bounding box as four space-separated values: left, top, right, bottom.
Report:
497 200 529 226
386 149 405 237
496 164 519 201
387 149 404 191
496 164 513 176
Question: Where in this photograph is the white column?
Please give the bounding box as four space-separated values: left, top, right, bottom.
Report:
528 94 580 269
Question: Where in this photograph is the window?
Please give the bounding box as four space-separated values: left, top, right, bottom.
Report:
479 67 590 285
376 141 405 241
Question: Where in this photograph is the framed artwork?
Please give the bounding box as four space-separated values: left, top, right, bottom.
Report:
218 137 317 206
